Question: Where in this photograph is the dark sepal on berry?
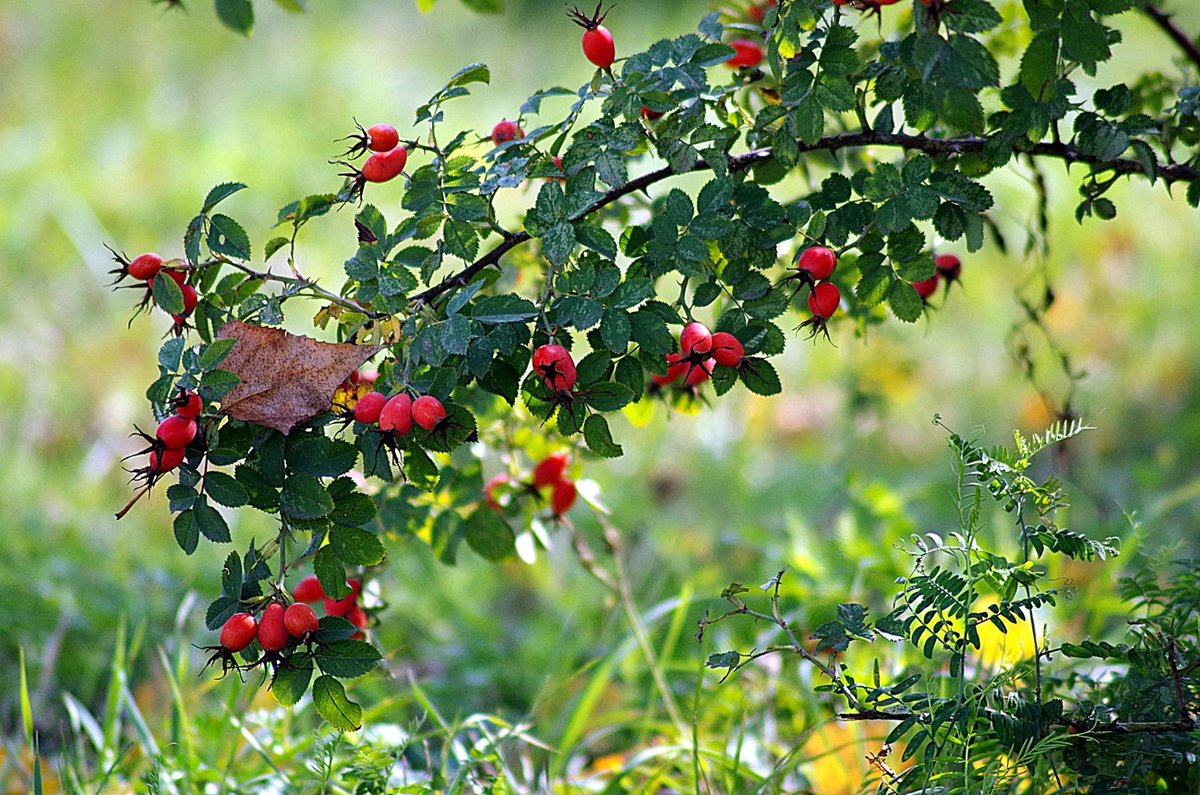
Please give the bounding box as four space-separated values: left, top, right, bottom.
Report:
567 1 610 30
335 118 372 160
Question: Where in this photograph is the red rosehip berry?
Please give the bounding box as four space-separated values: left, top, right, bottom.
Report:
411 395 447 431
366 123 400 153
484 473 509 511
532 344 577 392
551 478 577 516
292 574 325 604
748 0 777 22
568 3 616 69
284 603 320 639
680 321 713 356
179 284 199 316
379 393 414 435
174 389 202 419
156 414 197 449
491 120 524 146
128 253 163 281
345 604 368 629
683 358 716 387
935 253 962 281
710 332 745 367
324 595 352 617
361 147 408 184
166 269 188 288
796 246 837 281
148 446 186 476
808 282 841 319
219 612 258 653
353 391 387 424
257 602 289 652
726 39 764 69
651 352 689 386
641 105 664 120
533 452 570 488
911 276 939 300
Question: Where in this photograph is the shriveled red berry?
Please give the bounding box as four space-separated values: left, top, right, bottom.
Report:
797 246 837 281
379 393 413 435
353 391 387 424
284 603 320 638
219 612 257 653
292 574 325 604
149 446 186 476
366 123 400 152
156 414 197 449
257 602 289 652
912 276 939 300
174 389 202 419
710 332 745 367
411 395 447 431
641 105 664 120
532 344 577 391
362 147 408 183
551 478 577 516
808 282 841 319
935 253 962 281
533 452 569 487
491 120 524 146
680 321 713 356
726 39 764 69
128 253 163 281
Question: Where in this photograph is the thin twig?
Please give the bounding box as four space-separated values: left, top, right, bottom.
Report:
1142 4 1200 71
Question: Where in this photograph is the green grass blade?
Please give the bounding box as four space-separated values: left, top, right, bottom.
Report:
19 646 34 749
102 615 127 751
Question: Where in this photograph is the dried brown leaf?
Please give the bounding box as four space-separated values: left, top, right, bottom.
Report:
215 320 384 434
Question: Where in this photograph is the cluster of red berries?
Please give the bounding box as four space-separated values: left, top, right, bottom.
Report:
910 253 963 301
207 599 322 674
484 451 578 517
651 321 745 392
791 245 842 340
293 575 369 636
351 389 448 436
338 121 408 199
108 249 200 334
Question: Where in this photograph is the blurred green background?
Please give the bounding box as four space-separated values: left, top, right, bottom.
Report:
1 0 1198 789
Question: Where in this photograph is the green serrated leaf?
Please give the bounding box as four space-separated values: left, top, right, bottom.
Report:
202 182 247 213
281 474 334 520
463 509 517 562
314 640 383 679
208 214 251 260
214 0 254 35
152 272 185 316
583 414 623 457
311 675 363 731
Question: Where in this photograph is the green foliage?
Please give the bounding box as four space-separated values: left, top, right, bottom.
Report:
704 425 1199 794
112 0 1200 750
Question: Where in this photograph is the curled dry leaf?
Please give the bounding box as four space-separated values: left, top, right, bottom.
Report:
215 320 385 434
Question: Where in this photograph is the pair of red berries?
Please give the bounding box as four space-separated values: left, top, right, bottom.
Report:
910 254 963 300
652 321 745 389
216 600 322 656
352 391 448 434
146 388 203 477
484 452 578 516
568 3 616 69
293 575 369 632
340 122 408 192
791 246 843 339
109 250 199 326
